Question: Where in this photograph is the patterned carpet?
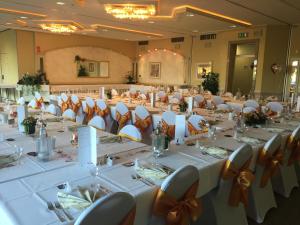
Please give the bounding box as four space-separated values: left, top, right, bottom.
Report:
248 187 300 225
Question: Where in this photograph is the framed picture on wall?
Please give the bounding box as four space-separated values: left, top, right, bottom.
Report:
149 62 161 78
196 62 212 79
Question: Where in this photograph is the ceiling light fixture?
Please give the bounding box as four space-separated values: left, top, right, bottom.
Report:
56 2 65 5
186 13 194 17
40 24 78 33
104 4 156 19
20 16 27 19
148 21 155 24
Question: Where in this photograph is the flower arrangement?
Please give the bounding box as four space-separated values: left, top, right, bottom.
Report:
21 117 37 134
179 99 188 112
244 110 267 126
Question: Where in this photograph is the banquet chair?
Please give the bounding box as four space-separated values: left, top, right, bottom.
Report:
211 143 254 225
271 125 300 197
247 134 282 223
244 100 259 109
187 115 207 136
216 104 231 112
75 192 136 225
95 99 113 132
27 99 38 109
116 102 132 131
84 97 95 123
157 91 168 103
88 116 106 130
149 165 203 225
118 125 142 142
223 92 233 98
266 102 283 116
46 104 59 116
61 93 71 113
62 109 76 121
161 111 176 139
134 105 153 144
212 96 224 106
169 97 180 104
17 97 25 105
194 95 206 108
173 92 182 100
71 95 84 124
243 106 256 114
111 89 118 96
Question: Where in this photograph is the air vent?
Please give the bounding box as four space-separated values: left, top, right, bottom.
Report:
138 41 149 45
200 33 216 40
171 37 184 43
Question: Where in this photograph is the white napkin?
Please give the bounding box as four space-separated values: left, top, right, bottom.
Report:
17 105 28 132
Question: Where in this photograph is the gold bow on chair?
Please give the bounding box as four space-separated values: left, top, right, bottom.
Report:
162 120 175 139
84 104 95 123
120 208 136 225
61 97 72 113
116 111 131 130
71 101 82 114
287 135 300 166
153 181 202 225
221 158 255 207
36 97 44 109
95 105 110 118
187 121 208 136
257 147 283 188
134 114 152 132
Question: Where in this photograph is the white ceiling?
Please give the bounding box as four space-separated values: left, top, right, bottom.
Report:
0 0 299 40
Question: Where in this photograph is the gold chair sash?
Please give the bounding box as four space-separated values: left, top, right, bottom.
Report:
160 96 169 104
95 105 110 118
221 158 255 207
287 135 300 166
153 180 202 225
116 111 131 130
61 97 72 113
120 208 136 225
257 147 283 188
134 114 152 132
36 97 44 109
84 104 95 123
71 101 82 114
187 122 208 136
162 119 175 139
197 100 206 109
130 93 138 99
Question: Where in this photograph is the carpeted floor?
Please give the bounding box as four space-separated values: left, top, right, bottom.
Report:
248 187 300 225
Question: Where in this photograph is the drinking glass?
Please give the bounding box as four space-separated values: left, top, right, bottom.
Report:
14 145 24 165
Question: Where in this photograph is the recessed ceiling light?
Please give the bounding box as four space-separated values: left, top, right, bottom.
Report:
186 13 194 17
20 16 27 19
82 32 87 35
173 53 177 55
148 21 155 24
163 49 166 52
138 54 142 57
102 29 108 32
154 48 158 51
192 30 198 33
5 22 12 25
56 2 65 5
229 25 237 28
147 36 151 38
125 38 129 40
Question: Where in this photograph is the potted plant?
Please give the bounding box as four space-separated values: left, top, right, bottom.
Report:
202 72 219 95
125 72 136 84
179 99 188 112
21 117 37 135
106 90 112 99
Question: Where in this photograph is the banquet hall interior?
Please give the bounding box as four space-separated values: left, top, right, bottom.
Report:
1 0 300 225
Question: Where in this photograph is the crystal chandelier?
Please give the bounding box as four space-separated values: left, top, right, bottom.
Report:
104 4 156 19
40 24 78 33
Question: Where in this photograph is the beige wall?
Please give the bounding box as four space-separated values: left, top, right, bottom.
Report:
0 30 19 85
45 47 132 84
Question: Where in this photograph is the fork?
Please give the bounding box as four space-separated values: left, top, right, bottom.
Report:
54 201 74 221
46 201 66 222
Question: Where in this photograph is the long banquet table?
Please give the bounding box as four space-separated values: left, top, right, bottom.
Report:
0 114 299 225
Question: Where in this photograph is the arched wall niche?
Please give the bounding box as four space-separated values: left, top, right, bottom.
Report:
137 49 187 85
44 46 132 84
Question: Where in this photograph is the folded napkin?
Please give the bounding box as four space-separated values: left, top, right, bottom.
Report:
57 187 102 211
135 164 169 182
0 154 17 168
263 127 285 133
203 147 228 158
99 135 122 144
45 117 62 123
239 137 261 145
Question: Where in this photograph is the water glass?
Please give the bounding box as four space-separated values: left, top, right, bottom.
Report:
14 145 24 165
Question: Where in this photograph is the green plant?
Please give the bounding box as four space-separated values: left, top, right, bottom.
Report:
78 65 88 76
179 99 188 112
106 90 112 99
202 72 219 95
244 111 267 126
17 72 47 94
21 117 37 126
125 71 135 84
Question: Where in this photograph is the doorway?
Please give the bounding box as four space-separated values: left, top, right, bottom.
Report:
227 41 259 96
283 59 300 103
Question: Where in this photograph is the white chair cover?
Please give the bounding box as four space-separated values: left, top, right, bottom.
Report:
266 102 283 113
173 92 182 100
115 102 131 128
212 144 252 225
217 104 231 111
244 100 259 109
17 97 25 105
272 125 300 197
86 97 95 108
224 92 233 98
62 109 76 121
88 116 106 130
61 93 68 102
34 92 42 100
118 125 142 142
157 91 166 99
186 115 207 136
135 105 153 144
247 134 280 223
71 95 80 104
111 89 118 96
162 111 176 126
194 95 205 107
95 99 113 132
169 98 179 104
212 96 224 105
27 99 37 108
75 192 135 225
46 104 57 116
243 106 256 114
49 95 57 101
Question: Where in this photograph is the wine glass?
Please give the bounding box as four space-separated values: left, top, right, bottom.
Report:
14 145 24 165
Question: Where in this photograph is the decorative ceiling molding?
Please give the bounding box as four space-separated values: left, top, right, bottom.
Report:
0 7 46 18
33 20 85 30
91 24 163 37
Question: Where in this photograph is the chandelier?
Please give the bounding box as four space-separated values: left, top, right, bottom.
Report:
104 4 156 19
40 24 78 33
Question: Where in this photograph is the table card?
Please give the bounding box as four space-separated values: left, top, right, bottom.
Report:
175 115 185 144
78 126 97 165
99 87 105 99
150 93 156 108
17 105 28 132
187 97 193 113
